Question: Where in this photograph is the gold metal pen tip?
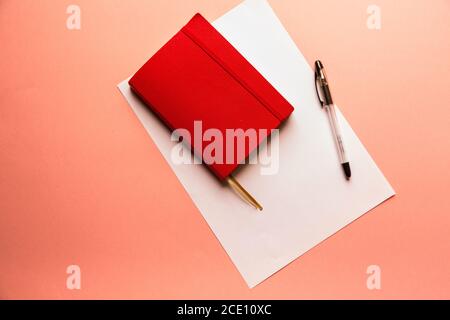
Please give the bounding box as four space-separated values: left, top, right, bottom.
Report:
254 200 263 212
226 175 263 212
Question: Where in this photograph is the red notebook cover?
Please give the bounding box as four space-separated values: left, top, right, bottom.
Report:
129 13 294 180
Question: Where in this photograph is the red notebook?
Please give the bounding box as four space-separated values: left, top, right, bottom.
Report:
129 13 294 180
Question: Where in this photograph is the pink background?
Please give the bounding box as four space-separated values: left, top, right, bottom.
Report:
0 0 449 299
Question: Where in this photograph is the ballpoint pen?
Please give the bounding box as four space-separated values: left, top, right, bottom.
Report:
226 175 263 211
314 60 352 179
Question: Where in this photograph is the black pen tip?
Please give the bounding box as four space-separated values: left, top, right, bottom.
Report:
342 162 351 180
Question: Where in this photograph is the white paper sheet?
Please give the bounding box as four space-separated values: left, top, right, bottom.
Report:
118 0 395 288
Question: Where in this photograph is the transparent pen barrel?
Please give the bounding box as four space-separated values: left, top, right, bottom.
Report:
325 104 348 164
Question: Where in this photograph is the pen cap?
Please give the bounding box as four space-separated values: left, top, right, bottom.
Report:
314 60 333 106
315 60 324 71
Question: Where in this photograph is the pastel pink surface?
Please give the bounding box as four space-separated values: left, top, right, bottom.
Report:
0 0 449 299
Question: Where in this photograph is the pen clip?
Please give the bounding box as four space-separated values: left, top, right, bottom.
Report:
314 72 325 107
